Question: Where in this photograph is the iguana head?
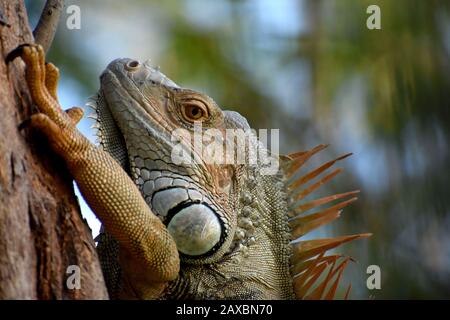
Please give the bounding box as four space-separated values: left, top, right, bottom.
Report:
95 58 250 266
90 58 370 299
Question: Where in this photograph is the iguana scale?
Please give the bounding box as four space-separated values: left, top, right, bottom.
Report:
13 44 370 300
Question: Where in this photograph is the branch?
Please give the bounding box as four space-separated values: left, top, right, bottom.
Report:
32 0 64 53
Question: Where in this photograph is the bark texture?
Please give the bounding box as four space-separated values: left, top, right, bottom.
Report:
0 0 108 299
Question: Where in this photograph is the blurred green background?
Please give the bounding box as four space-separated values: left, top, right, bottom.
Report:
25 0 450 299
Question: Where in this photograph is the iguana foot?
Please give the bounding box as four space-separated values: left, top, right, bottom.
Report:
18 44 88 158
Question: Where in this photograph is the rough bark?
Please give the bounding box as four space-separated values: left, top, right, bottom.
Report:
0 0 108 299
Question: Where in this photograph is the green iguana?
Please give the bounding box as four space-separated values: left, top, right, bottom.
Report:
12 44 370 300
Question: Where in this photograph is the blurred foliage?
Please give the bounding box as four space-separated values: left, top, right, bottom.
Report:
299 0 450 299
25 0 450 298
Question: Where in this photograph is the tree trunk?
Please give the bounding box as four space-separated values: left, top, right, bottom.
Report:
0 0 108 299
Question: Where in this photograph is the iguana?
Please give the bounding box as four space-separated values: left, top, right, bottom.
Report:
11 44 370 300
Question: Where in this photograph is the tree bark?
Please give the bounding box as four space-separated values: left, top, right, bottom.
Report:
0 0 108 299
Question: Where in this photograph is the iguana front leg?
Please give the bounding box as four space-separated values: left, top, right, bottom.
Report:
17 45 180 296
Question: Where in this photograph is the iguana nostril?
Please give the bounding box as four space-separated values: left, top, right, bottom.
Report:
125 60 140 71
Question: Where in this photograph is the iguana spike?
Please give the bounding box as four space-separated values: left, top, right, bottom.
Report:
292 168 343 202
87 113 98 120
291 254 342 276
85 95 99 110
323 258 351 300
289 210 341 239
283 143 369 299
285 150 308 159
292 251 354 300
285 144 328 177
344 284 352 300
293 252 329 297
290 197 358 232
293 190 359 213
291 233 372 263
303 256 342 299
289 153 352 190
294 261 329 298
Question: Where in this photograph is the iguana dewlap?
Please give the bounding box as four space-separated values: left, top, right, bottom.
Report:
16 44 370 300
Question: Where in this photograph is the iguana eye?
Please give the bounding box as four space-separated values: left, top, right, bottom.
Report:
167 203 222 256
180 101 209 122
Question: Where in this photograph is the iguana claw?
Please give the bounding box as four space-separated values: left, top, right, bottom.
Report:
17 44 87 159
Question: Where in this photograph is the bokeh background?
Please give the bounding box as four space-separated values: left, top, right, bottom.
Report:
25 0 450 299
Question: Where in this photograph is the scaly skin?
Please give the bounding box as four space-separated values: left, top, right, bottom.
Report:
19 45 179 298
18 44 370 300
